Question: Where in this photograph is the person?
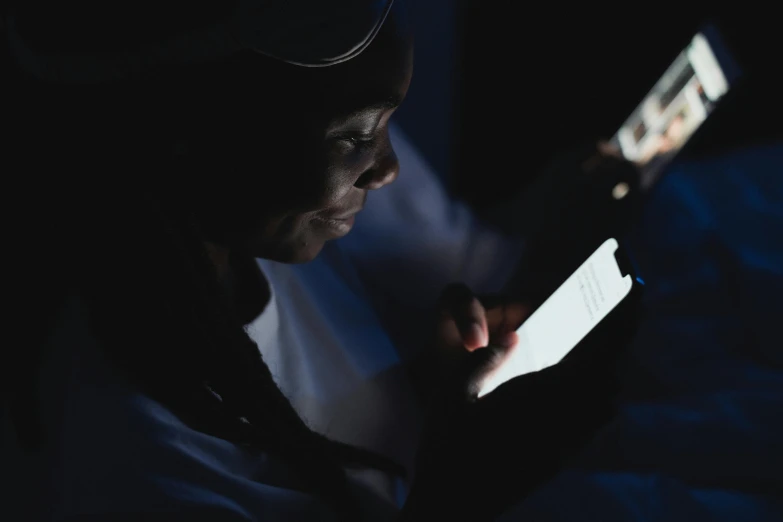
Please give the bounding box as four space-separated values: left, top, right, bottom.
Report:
249 121 529 502
2 1 622 520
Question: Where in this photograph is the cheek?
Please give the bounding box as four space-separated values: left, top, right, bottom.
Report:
243 211 329 263
318 164 363 203
316 147 379 200
277 151 368 213
186 127 366 249
259 141 366 212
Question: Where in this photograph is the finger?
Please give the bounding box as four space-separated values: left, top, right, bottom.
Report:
485 302 532 337
504 302 531 331
583 141 626 175
494 330 518 349
439 283 488 351
436 313 463 355
597 140 622 158
581 141 608 173
459 298 488 351
485 306 505 334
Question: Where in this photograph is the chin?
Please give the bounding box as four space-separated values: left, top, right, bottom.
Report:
247 237 327 264
284 243 326 264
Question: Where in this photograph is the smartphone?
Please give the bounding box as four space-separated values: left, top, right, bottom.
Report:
610 24 741 190
478 238 641 398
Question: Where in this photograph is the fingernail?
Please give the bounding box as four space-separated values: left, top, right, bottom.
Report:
469 323 487 348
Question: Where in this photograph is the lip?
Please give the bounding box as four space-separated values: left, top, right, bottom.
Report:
313 213 357 237
327 204 364 220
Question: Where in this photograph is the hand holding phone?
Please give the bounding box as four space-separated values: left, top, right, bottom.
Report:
610 24 741 190
478 238 641 397
413 245 641 519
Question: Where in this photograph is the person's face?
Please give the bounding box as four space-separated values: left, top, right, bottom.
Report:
183 14 413 263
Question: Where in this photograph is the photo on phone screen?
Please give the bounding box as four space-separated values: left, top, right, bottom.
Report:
478 238 635 398
610 25 741 189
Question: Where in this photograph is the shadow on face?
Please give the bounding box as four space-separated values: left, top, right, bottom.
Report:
176 7 414 263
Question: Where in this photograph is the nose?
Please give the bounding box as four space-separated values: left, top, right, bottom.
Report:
354 143 399 191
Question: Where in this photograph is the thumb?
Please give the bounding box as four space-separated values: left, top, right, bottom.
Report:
423 331 518 444
460 331 518 401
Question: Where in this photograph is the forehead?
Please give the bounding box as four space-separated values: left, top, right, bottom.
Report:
295 29 413 119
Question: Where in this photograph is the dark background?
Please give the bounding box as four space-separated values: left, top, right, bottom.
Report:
394 3 781 214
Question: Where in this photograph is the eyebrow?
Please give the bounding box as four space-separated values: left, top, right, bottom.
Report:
362 95 403 112
382 95 403 109
328 95 403 130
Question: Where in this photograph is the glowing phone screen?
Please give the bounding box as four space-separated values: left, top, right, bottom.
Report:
478 238 633 397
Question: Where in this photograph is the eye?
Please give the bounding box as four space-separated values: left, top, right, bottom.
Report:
333 133 377 154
